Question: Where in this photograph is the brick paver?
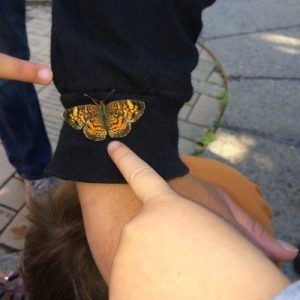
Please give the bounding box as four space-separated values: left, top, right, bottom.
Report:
0 4 228 266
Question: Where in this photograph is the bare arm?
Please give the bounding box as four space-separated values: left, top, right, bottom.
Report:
77 168 247 282
77 142 292 299
77 162 296 283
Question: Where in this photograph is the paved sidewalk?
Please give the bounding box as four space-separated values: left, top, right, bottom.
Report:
0 4 227 271
201 0 300 280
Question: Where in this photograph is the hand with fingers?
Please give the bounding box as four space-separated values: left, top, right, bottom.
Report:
168 172 298 263
107 141 294 300
0 53 52 84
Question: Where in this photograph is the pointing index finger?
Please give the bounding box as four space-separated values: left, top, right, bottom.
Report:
107 141 175 204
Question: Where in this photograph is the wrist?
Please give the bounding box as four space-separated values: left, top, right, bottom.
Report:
76 182 141 282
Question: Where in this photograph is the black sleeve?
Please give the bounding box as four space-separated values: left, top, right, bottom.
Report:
46 0 216 183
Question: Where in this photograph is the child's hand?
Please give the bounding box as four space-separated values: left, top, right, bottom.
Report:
108 141 298 263
169 174 297 262
108 141 290 299
78 141 297 283
0 53 52 84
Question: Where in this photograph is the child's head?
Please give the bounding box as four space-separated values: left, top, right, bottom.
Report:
21 182 108 300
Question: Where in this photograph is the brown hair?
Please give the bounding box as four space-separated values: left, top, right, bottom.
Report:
21 181 108 300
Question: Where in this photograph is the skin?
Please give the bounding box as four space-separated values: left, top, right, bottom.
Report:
0 53 52 84
106 141 290 299
77 159 297 283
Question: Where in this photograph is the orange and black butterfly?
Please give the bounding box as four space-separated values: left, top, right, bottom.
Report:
63 94 145 141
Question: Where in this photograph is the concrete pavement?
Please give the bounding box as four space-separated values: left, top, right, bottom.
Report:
201 0 300 280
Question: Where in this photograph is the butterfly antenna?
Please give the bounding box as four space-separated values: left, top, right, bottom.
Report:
103 89 116 102
83 94 99 106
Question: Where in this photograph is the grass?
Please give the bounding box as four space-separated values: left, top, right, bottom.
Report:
218 89 229 109
192 129 217 155
197 129 216 147
192 89 228 155
213 89 229 128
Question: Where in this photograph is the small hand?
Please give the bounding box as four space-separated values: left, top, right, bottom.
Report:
107 141 290 299
78 142 297 284
0 53 52 84
107 141 297 263
169 175 298 262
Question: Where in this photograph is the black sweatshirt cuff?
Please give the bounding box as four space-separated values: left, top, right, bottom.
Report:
45 92 189 183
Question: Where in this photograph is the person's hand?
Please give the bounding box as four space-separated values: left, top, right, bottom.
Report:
107 141 290 299
168 174 298 262
0 53 52 84
77 144 297 283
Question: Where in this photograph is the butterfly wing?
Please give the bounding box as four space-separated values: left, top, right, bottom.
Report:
106 100 145 123
63 105 99 130
106 113 131 138
105 100 145 138
83 114 107 141
64 100 145 140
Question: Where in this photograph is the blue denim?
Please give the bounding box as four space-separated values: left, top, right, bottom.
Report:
0 0 52 179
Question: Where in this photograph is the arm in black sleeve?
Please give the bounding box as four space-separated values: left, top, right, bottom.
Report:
46 0 215 183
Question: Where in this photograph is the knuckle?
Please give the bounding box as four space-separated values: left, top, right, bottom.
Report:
128 166 153 185
115 151 133 168
250 219 264 237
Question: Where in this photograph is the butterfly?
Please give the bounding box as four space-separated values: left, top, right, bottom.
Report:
63 94 145 141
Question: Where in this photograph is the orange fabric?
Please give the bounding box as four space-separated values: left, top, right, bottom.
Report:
181 155 273 235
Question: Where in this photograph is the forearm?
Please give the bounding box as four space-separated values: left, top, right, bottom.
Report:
76 182 141 283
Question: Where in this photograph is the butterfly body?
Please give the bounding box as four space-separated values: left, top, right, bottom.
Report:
63 99 145 141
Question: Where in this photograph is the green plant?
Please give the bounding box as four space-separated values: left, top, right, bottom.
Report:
192 129 216 155
197 129 216 147
218 89 229 109
192 89 228 156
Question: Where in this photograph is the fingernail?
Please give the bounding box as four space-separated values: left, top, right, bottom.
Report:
107 141 122 152
276 239 299 253
38 68 52 82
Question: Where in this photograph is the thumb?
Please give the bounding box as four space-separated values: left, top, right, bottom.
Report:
220 190 298 262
